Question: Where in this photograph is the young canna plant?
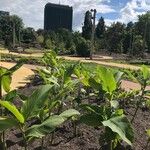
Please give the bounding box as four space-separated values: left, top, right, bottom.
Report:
0 60 25 149
125 65 150 123
79 67 134 150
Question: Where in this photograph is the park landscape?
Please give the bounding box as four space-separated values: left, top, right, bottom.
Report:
0 3 150 150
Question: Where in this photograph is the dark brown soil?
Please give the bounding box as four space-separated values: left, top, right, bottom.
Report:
3 85 150 150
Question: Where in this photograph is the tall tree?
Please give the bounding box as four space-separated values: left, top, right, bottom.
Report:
95 17 105 39
135 12 150 52
106 22 125 53
123 21 134 54
82 11 92 40
0 15 23 47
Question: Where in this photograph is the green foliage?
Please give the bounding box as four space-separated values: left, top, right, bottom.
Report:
0 117 18 132
21 84 53 120
0 60 24 93
95 17 105 39
102 115 134 146
106 22 125 53
82 11 92 40
76 38 91 57
0 101 24 123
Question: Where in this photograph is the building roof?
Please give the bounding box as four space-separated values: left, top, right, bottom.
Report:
45 3 72 9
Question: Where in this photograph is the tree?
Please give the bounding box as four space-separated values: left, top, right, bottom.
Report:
76 37 91 57
0 15 23 48
131 35 144 57
123 22 134 54
82 11 92 40
21 27 37 44
95 17 105 39
106 22 125 53
135 12 150 52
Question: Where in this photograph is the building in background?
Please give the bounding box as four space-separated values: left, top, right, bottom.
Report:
0 11 9 17
44 3 73 31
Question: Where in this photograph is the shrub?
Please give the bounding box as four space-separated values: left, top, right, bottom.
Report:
76 37 91 57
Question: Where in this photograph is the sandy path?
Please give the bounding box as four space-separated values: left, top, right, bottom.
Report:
0 50 142 70
0 62 35 94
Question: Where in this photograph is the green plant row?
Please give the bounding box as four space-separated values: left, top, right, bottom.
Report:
0 51 150 150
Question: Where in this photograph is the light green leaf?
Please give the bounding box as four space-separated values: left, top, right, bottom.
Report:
0 117 18 132
110 100 119 109
102 115 134 145
98 67 116 94
141 65 150 80
0 101 24 123
146 129 150 137
60 109 80 120
1 75 11 93
26 115 64 138
21 84 53 120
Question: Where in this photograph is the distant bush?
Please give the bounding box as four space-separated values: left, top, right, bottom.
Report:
76 37 91 57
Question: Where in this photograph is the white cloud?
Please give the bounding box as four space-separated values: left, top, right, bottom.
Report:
104 0 149 27
0 0 115 31
118 0 150 24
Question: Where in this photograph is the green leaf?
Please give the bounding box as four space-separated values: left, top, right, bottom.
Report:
110 100 119 109
21 84 53 120
80 113 102 126
60 109 80 121
102 115 134 145
0 101 24 123
0 117 18 132
26 115 64 138
9 60 24 73
88 77 102 90
4 90 17 102
1 75 11 93
146 129 150 137
141 65 150 80
98 67 116 94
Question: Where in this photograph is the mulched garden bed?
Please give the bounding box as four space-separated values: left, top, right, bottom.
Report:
4 85 150 150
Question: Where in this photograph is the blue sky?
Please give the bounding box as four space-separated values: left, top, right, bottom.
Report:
0 0 149 31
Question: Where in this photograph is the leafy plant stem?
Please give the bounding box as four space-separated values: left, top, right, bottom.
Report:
131 84 146 123
19 126 27 150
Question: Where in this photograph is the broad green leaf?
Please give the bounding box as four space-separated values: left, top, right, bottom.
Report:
4 90 17 102
26 115 64 138
1 75 11 92
88 77 102 90
21 84 53 120
141 65 150 80
102 115 134 145
60 109 80 120
98 67 116 94
0 101 24 123
80 113 102 126
0 117 18 132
